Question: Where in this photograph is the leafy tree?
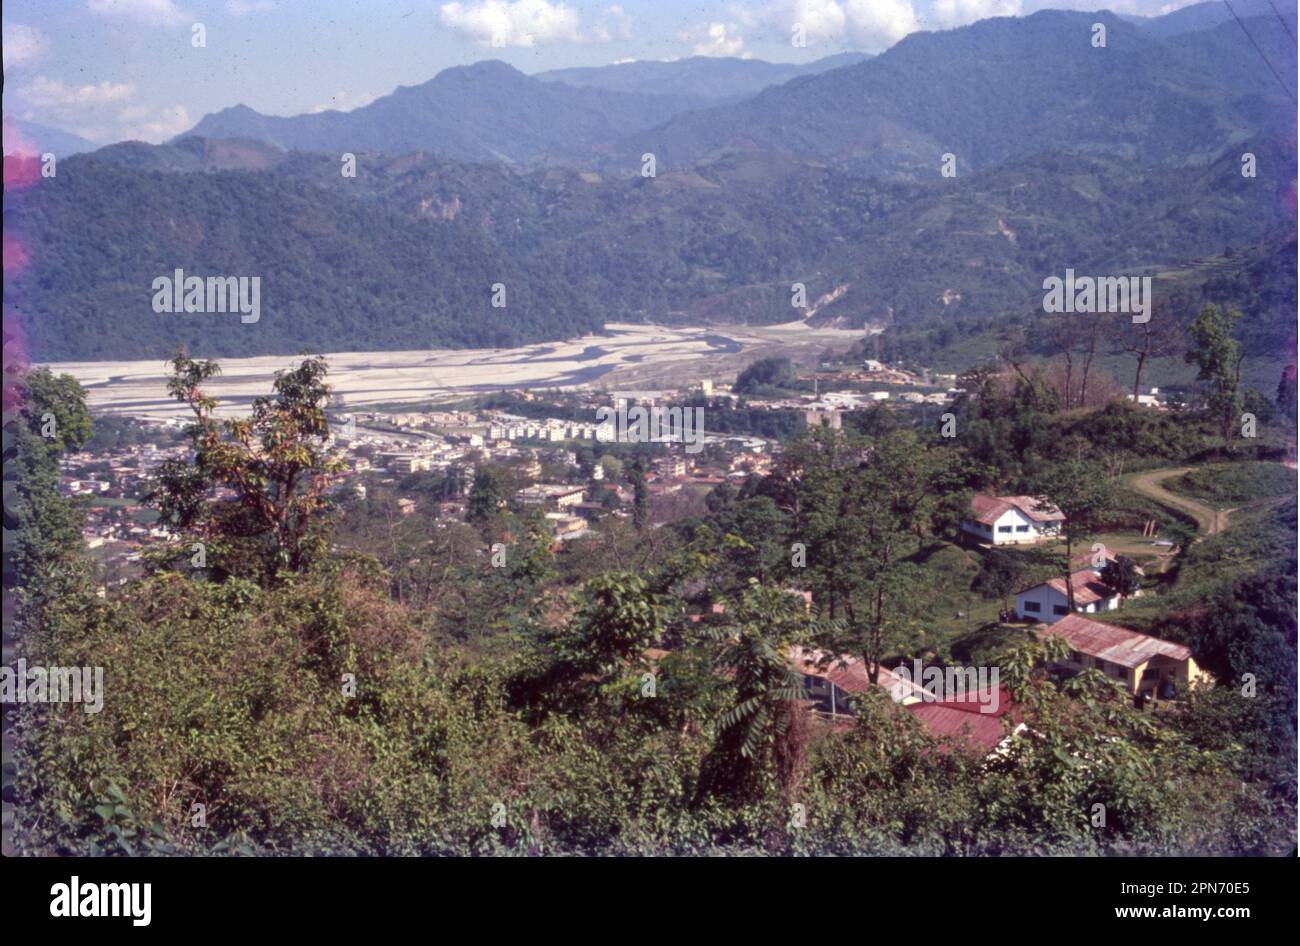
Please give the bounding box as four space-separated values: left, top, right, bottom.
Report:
598 454 624 481
790 429 964 683
698 581 811 803
1032 461 1113 612
704 481 737 514
466 465 508 526
560 572 668 678
1185 304 1244 448
1119 305 1182 400
5 367 94 614
974 548 1031 614
734 356 795 395
627 456 649 531
149 352 346 582
711 495 790 589
1276 364 1296 421
1100 554 1141 606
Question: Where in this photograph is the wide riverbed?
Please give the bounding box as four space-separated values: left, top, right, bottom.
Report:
42 322 865 420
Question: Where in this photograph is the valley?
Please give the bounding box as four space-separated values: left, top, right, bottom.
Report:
41 322 865 420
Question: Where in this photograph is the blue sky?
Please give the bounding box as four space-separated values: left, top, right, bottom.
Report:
1 0 1214 145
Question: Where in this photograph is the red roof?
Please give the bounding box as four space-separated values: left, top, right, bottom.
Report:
1040 571 1117 605
905 685 1021 755
905 704 1013 754
1038 613 1191 669
969 494 1064 526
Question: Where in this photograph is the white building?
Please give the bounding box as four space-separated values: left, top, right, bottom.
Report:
1015 572 1120 622
961 495 1065 546
1014 547 1143 622
516 484 585 510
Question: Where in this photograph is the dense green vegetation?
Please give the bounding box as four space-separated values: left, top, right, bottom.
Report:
7 358 1294 856
1168 462 1297 508
8 134 1293 362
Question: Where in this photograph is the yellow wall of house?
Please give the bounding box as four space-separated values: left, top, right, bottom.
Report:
1134 655 1208 695
1058 652 1205 697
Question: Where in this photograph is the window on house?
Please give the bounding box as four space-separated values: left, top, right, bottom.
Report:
1016 525 1029 532
1052 604 1068 615
998 525 1013 534
1023 601 1041 613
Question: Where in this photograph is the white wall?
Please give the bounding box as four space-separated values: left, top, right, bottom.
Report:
1016 584 1069 622
1016 584 1119 621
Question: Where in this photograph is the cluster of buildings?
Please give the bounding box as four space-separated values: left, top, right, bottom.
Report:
788 610 1204 757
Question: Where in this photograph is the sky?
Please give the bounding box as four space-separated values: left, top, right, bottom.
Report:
1 0 1219 146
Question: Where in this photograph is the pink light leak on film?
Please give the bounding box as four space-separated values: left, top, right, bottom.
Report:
3 133 38 276
3 129 39 393
2 322 31 413
3 123 44 192
2 233 31 273
2 154 42 192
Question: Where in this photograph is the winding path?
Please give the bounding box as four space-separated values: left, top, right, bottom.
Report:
1125 467 1229 537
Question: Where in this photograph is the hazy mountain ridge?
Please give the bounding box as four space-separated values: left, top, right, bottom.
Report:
2 118 96 157
607 10 1296 178
1132 0 1297 38
162 9 1295 179
182 60 708 166
535 52 871 101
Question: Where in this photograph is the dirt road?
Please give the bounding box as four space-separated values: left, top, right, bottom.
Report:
1125 467 1229 537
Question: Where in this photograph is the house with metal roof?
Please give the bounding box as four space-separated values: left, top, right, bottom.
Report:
961 494 1065 545
1036 614 1208 700
1014 546 1145 622
904 684 1025 757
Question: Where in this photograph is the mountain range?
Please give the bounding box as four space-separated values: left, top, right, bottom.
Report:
4 5 1295 366
181 53 870 168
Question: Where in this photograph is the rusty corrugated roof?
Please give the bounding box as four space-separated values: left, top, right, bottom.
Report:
1038 613 1191 668
905 704 1011 754
969 494 1064 525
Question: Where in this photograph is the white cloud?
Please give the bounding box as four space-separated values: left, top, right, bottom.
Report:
680 22 749 57
87 0 190 27
439 0 584 47
931 0 1023 29
591 5 633 43
225 0 276 14
842 0 918 48
226 0 276 14
750 0 918 52
18 75 191 144
2 23 49 68
122 103 191 141
24 76 136 107
759 0 847 45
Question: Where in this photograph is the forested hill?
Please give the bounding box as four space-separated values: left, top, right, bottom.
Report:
6 133 1295 362
4 7 1296 362
603 10 1297 177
